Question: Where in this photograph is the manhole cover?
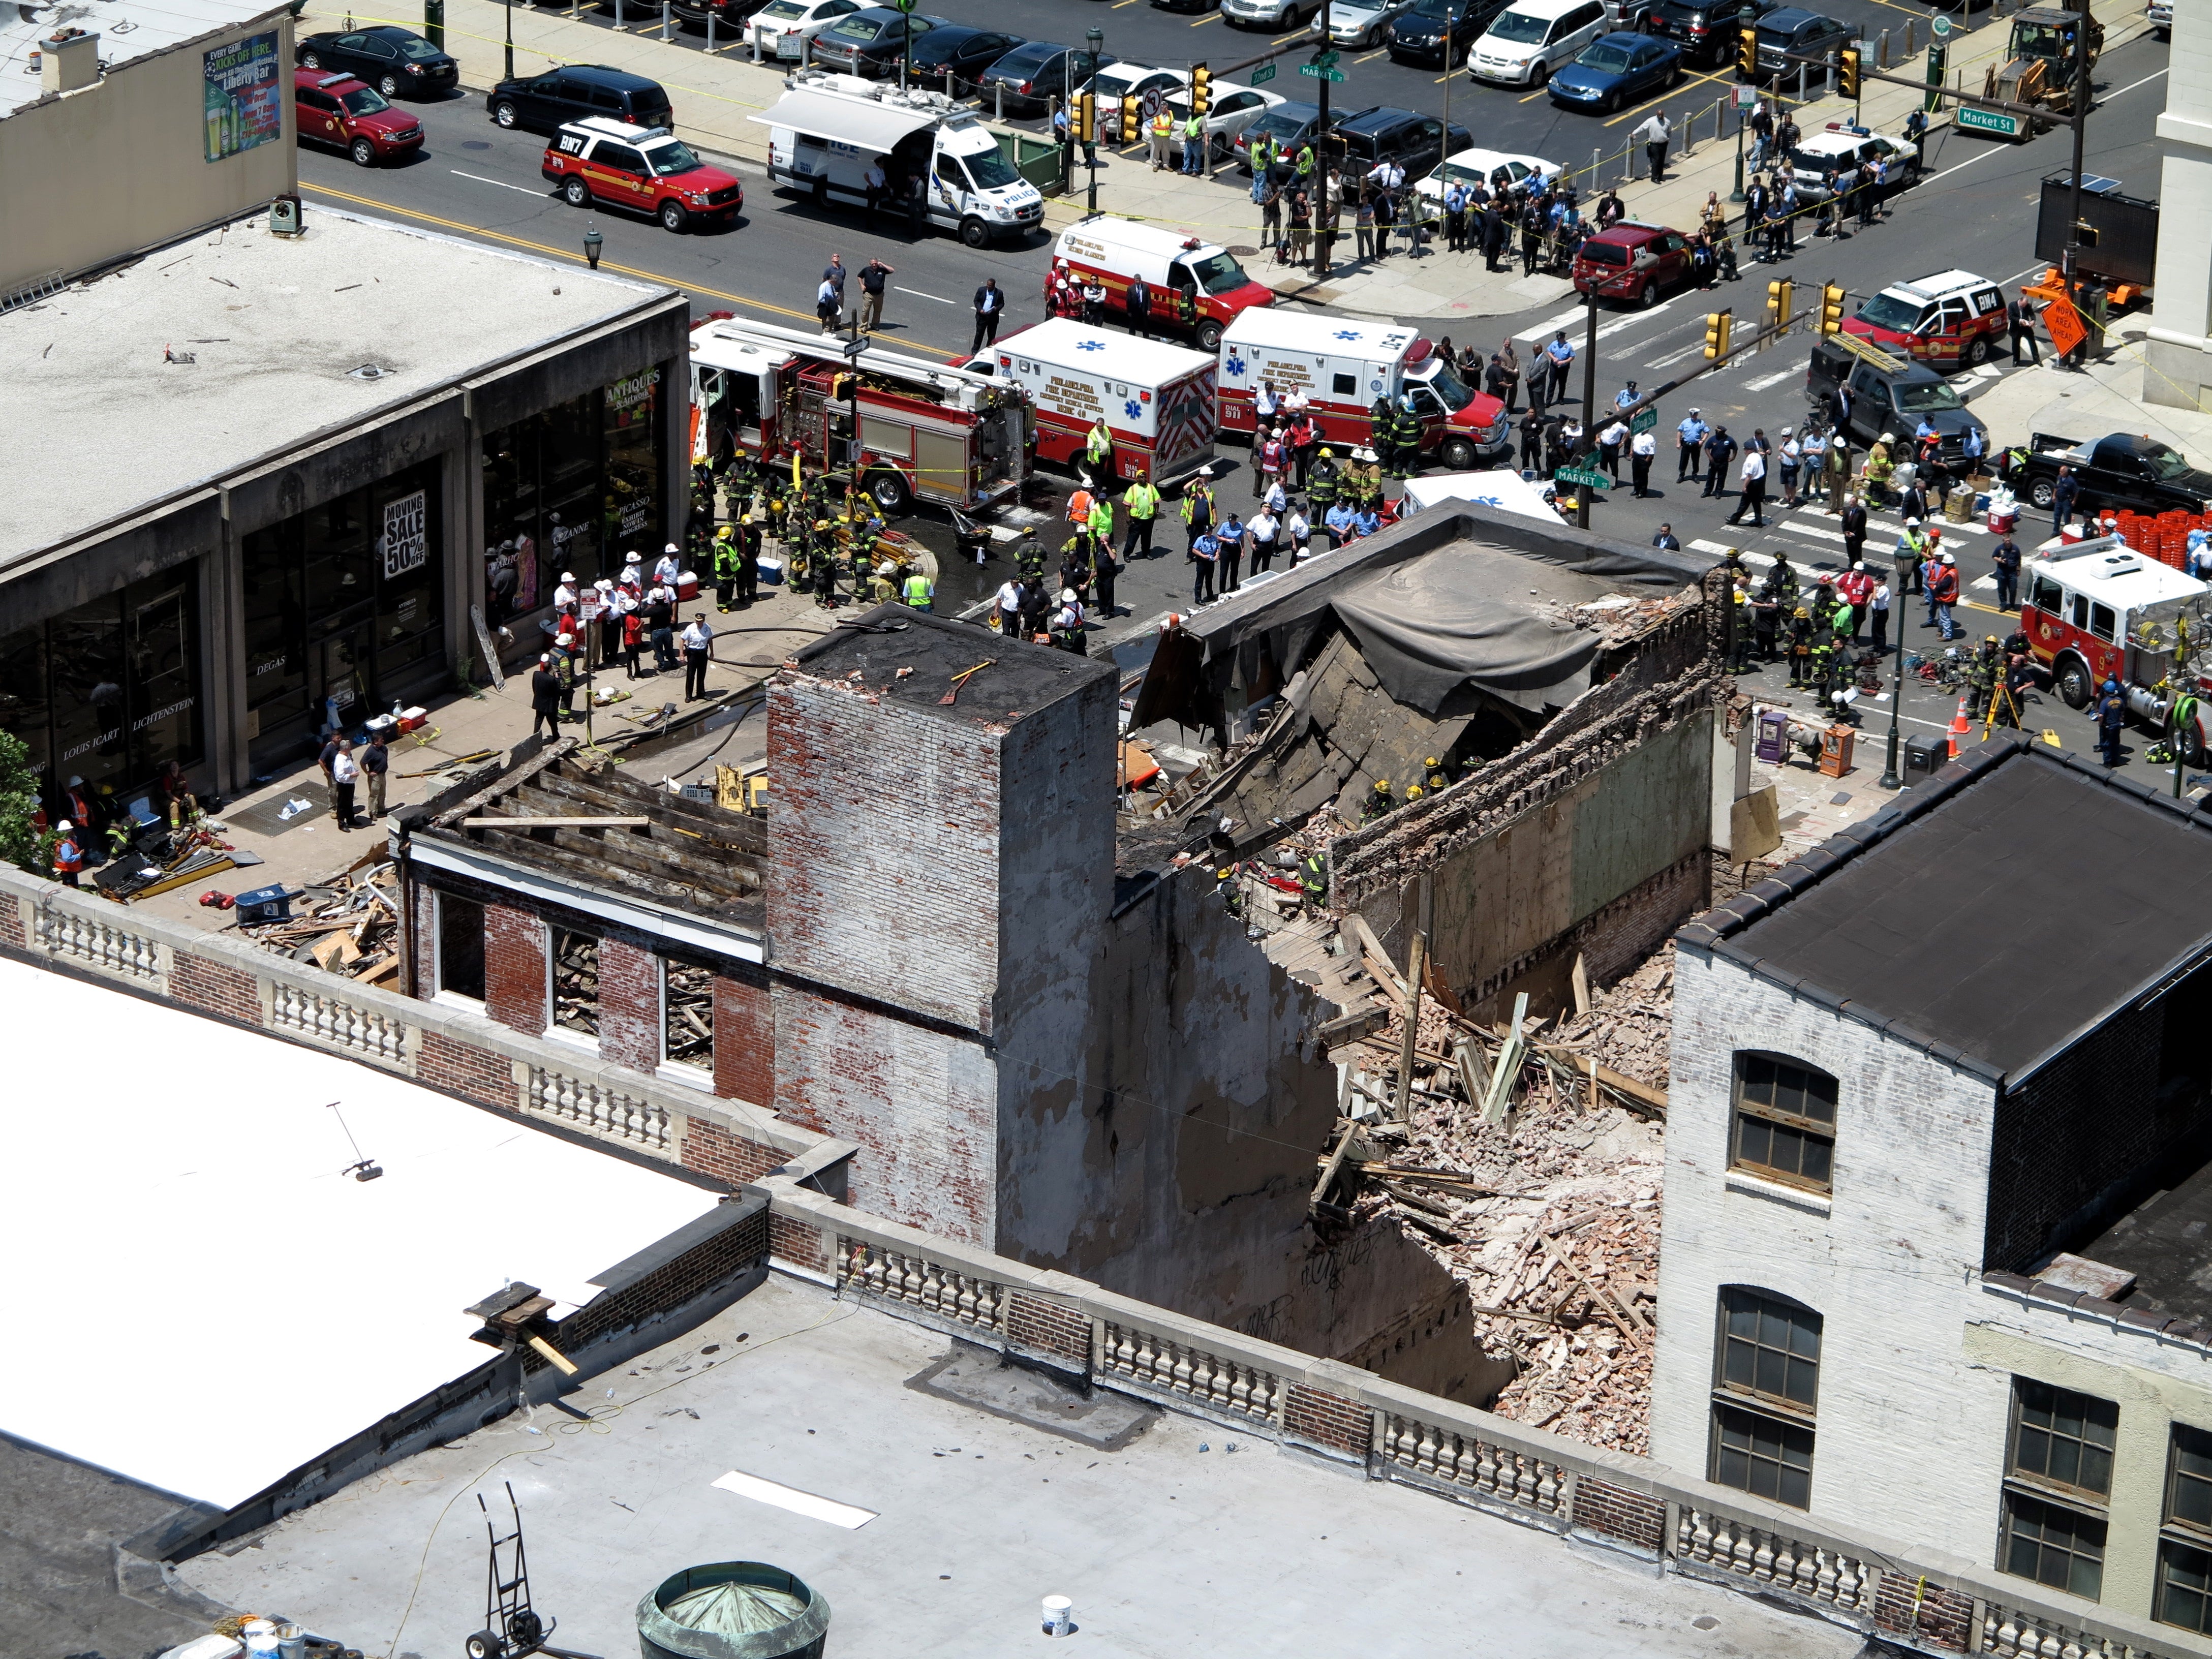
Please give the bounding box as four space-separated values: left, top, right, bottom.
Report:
1223 245 1259 257
462 139 493 150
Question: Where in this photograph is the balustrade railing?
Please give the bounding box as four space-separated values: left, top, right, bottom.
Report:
1381 1413 1567 1515
37 905 161 981
1674 1506 1873 1612
1980 1600 2178 1659
838 1238 1006 1333
1100 1322 1283 1424
271 981 409 1063
526 1068 671 1150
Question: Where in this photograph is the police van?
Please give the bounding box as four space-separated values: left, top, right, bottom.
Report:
751 70 1044 247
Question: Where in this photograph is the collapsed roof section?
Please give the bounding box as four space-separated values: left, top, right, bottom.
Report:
1132 503 1719 854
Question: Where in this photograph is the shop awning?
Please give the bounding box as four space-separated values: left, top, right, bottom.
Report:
749 89 938 155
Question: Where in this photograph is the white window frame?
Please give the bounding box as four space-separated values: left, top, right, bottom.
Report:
430 889 486 1013
658 954 715 1088
544 923 602 1057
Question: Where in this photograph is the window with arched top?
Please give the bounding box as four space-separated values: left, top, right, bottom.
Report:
1731 1052 1839 1193
1709 1287 1822 1510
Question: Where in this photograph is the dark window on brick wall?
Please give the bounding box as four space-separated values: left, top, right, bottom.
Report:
2010 1379 2118 1498
2156 1425 2212 1633
664 959 714 1072
438 893 485 1002
1712 1402 1815 1509
1731 1053 1838 1192
2002 1490 2107 1601
1709 1287 1821 1510
552 928 600 1039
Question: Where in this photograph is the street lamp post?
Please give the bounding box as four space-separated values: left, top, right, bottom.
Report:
1316 0 1335 276
1086 26 1104 218
1729 2 1753 203
1575 287 1598 530
1878 542 1909 788
503 0 514 82
583 224 603 270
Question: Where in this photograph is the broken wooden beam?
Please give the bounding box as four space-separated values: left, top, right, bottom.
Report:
1315 1006 1391 1051
465 814 654 829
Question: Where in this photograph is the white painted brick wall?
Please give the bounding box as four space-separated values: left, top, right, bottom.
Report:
1654 944 2017 1561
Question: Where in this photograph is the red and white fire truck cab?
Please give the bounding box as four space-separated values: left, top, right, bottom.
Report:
2021 535 2212 746
689 316 1029 515
1052 216 1274 354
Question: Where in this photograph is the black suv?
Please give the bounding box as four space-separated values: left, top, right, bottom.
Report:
1645 0 1775 64
1804 339 1988 462
488 65 672 134
1387 0 1510 64
1335 107 1472 173
1753 8 1855 80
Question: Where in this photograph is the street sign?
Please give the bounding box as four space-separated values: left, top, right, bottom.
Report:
1957 104 2023 138
1557 465 1611 489
1250 60 1275 83
1734 84 1758 108
1629 408 1657 435
1930 13 1951 37
1298 63 1347 80
1312 47 1340 66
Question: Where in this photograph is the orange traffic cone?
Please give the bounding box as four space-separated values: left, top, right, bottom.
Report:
1948 696 1971 758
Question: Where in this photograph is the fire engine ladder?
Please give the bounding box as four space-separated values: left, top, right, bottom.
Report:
1829 331 1909 375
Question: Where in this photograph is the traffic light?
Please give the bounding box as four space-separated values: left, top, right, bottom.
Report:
1837 44 1859 99
1190 63 1211 118
1704 309 1733 360
1818 282 1845 337
1076 91 1096 145
1764 278 1794 347
1736 17 1757 77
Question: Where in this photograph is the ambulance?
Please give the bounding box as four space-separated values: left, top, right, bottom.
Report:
1051 215 1275 353
966 318 1219 489
1217 311 1513 470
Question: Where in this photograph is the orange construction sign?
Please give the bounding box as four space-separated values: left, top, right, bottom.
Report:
2042 293 2089 357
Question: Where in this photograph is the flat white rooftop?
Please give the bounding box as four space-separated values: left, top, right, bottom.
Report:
178 1273 1866 1659
0 0 281 120
0 206 670 566
0 957 719 1510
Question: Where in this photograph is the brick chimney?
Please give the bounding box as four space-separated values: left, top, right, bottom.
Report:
41 28 99 94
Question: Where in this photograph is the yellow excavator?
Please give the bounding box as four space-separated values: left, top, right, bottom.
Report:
1972 1 2103 135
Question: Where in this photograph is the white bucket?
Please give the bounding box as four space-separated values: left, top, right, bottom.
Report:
243 1637 280 1659
1041 1595 1074 1637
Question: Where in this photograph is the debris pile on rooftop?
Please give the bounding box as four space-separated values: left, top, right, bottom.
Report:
236 853 404 986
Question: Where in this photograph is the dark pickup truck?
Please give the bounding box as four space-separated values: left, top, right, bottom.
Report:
1804 339 1987 465
2006 432 2212 515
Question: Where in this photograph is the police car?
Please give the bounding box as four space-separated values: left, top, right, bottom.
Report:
540 116 744 234
1786 121 1917 203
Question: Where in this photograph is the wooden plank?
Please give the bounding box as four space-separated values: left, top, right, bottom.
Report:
1590 1062 1669 1115
465 815 653 828
504 782 759 893
1344 913 1404 995
1394 928 1427 1123
1571 953 1591 1018
1311 1118 1358 1209
1537 1230 1649 1341
1315 1006 1390 1049
1480 993 1529 1127
431 738 573 830
539 763 764 851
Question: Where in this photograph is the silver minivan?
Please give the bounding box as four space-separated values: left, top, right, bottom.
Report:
1470 0 1608 84
1221 0 1321 29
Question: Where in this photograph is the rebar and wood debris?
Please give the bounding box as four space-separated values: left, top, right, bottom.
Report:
235 854 404 985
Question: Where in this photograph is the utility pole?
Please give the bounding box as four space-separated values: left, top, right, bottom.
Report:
1316 0 1335 277
1576 287 1598 530
2061 0 2091 368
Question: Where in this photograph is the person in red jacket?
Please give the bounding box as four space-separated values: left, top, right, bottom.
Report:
1926 551 1960 641
52 820 84 888
1835 561 1875 644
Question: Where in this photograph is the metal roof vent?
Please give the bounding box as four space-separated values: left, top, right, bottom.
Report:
638 1562 830 1659
348 362 390 380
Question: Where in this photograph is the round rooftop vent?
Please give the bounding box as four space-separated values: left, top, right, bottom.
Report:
348 363 389 381
637 1562 831 1659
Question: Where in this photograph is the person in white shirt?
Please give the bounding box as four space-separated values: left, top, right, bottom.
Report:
1629 426 1658 497
680 612 714 701
329 740 360 832
1282 385 1310 421
552 571 579 611
1597 417 1629 484
619 550 642 588
1249 506 1281 573
995 577 1022 633
1255 381 1280 424
1777 428 1803 507
1263 477 1288 516
1726 446 1768 528
1286 504 1311 566
654 544 683 588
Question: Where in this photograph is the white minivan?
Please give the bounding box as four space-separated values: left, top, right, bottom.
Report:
1470 0 1609 85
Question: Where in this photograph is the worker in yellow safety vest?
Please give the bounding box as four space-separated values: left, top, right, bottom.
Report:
1150 105 1175 170
1084 416 1114 490
903 568 934 611
1121 469 1160 562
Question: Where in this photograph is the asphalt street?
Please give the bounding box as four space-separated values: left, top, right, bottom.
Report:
299 26 2184 781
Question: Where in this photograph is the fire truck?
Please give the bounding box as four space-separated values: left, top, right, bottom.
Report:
2020 534 2212 758
689 316 1031 515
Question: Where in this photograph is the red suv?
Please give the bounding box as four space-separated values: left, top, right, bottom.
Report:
1571 220 1694 309
292 69 423 166
542 117 744 233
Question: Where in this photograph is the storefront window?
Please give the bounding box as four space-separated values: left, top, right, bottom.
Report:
374 471 441 683
604 367 663 566
543 392 603 594
242 521 309 742
3 577 203 810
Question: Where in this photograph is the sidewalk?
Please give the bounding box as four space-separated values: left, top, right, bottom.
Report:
1959 330 2212 460
125 578 833 938
318 0 2150 323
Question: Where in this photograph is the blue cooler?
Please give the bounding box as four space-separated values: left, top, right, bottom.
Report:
234 885 299 925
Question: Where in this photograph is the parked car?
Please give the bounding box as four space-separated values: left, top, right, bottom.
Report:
1335 106 1472 173
976 43 1118 116
1414 144 1561 205
1644 0 1775 63
296 25 456 99
1220 0 1321 31
1786 122 1916 202
1752 7 1856 81
1232 99 1332 176
1160 83 1286 158
542 116 744 232
487 65 672 135
807 8 946 78
669 0 775 32
1470 0 1609 85
1548 30 1681 111
1152 0 1217 15
1570 220 1695 306
746 0 860 62
1803 338 1987 463
1844 269 2010 370
2008 432 2212 517
906 26 1024 97
292 68 423 166
1386 0 1510 65
1329 0 1420 48
2147 0 2171 37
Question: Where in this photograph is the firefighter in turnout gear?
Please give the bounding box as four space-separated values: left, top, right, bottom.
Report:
713 526 742 611
1786 605 1813 688
1362 777 1394 823
722 452 757 523
1369 396 1394 475
1388 395 1423 481
1300 849 1328 906
1307 449 1339 517
1807 610 1839 704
